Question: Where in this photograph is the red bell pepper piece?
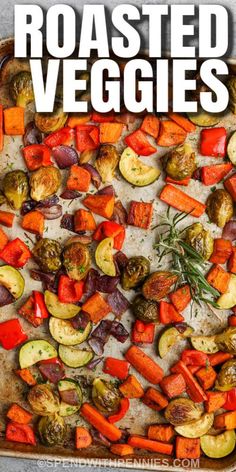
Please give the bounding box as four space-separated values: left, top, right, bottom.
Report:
181 350 208 366
33 291 49 319
171 360 207 403
224 173 236 202
39 357 64 368
18 295 44 328
75 124 99 152
92 111 114 123
58 275 84 304
131 320 155 344
224 388 236 410
6 422 36 445
108 398 130 424
165 176 190 186
93 221 126 250
201 163 233 186
22 144 52 171
229 315 236 327
103 357 130 380
200 127 227 157
44 127 74 148
125 129 156 156
0 319 28 350
159 301 184 324
0 238 31 268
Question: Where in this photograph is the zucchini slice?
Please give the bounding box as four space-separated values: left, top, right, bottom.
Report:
95 237 116 276
119 147 160 187
58 345 94 368
175 413 214 438
58 378 83 417
187 108 221 127
49 317 91 346
190 335 219 353
217 274 236 309
227 131 236 165
0 265 24 299
19 340 57 369
158 325 193 358
200 430 236 458
45 290 81 319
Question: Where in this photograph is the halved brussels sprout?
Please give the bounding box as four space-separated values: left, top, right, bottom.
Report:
95 237 116 277
131 295 159 323
28 384 60 416
10 71 34 107
95 145 119 182
216 359 236 391
3 170 29 210
165 398 202 426
163 143 196 180
38 413 67 446
35 101 68 133
215 327 236 354
121 256 150 290
33 238 62 273
185 223 214 260
142 271 178 302
63 242 91 281
30 166 61 202
200 430 236 458
92 378 121 414
206 189 234 228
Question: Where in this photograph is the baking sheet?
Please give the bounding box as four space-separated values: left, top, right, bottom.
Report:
0 38 236 471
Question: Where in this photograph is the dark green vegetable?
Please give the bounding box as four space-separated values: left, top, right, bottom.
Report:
131 295 159 323
38 413 67 446
3 170 29 210
10 71 34 107
92 378 121 414
163 143 196 180
28 384 59 416
35 101 68 133
206 189 234 228
63 242 91 281
121 256 150 290
215 327 236 355
33 238 62 273
185 223 214 261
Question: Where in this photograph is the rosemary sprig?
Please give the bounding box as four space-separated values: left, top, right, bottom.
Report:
153 209 219 307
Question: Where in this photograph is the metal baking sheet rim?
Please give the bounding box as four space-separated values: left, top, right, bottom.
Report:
0 36 236 471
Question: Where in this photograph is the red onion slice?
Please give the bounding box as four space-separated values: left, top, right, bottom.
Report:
110 321 129 343
60 214 75 232
96 275 120 293
53 145 78 169
88 337 105 356
23 121 42 146
107 289 130 317
222 220 236 241
112 200 128 226
70 311 90 330
37 204 63 220
59 389 81 405
39 363 65 383
81 164 102 189
86 357 103 370
96 185 115 196
0 285 14 306
192 168 202 181
60 190 82 200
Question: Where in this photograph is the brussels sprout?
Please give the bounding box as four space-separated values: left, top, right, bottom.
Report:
142 271 178 302
206 189 233 228
33 238 62 273
63 242 91 281
95 145 120 182
185 223 214 260
165 398 202 426
215 327 236 355
131 295 159 323
92 378 121 414
227 76 236 114
35 101 68 133
30 166 61 202
10 71 34 107
38 413 67 446
28 384 60 416
163 143 196 180
216 359 236 391
2 170 29 210
121 256 150 290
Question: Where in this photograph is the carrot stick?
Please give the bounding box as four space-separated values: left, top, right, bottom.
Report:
171 361 207 402
208 352 233 367
142 387 168 410
80 403 122 442
157 120 186 147
165 176 190 186
125 346 164 384
0 210 15 227
159 184 206 217
110 444 134 456
128 435 173 455
7 403 33 425
167 113 196 133
75 427 92 449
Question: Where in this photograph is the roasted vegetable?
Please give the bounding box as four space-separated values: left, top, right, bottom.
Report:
158 325 193 358
121 256 150 290
38 413 67 446
95 144 119 182
33 238 62 273
10 71 34 107
0 265 25 300
227 131 236 165
92 378 121 414
142 271 177 302
191 335 219 354
0 191 6 206
58 379 83 417
175 413 214 438
131 295 159 323
227 76 236 114
215 327 236 355
185 223 214 260
28 384 59 416
95 237 116 277
217 274 236 309
216 359 236 391
63 242 91 281
119 147 160 187
19 340 57 369
49 317 91 346
2 170 29 210
35 101 68 133
58 345 94 368
200 430 236 458
165 398 202 426
163 143 196 180
206 189 234 228
187 107 221 127
30 166 61 202
45 291 81 319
